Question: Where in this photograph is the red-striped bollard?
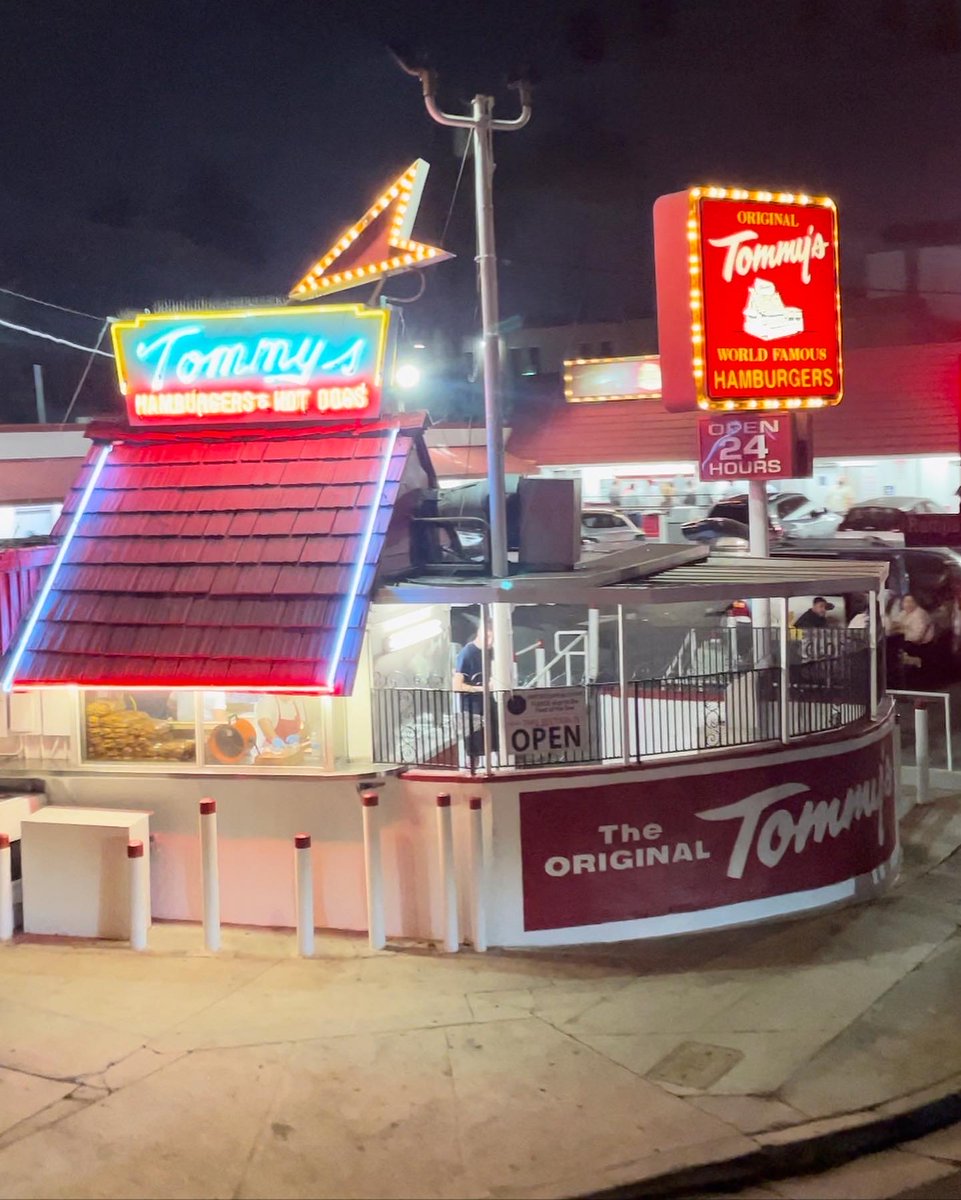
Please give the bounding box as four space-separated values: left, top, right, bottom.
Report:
436 794 458 953
361 792 385 950
294 833 314 957
127 840 148 951
468 797 487 952
199 798 221 952
0 833 12 942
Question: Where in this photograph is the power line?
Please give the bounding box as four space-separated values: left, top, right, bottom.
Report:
440 137 472 249
0 316 114 356
60 320 111 427
0 286 106 321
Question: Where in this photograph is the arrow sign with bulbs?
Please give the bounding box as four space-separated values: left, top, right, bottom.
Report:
289 159 453 300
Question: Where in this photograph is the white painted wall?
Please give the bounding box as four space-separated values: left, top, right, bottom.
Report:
0 429 88 459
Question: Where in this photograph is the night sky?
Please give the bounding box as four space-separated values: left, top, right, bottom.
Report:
2 0 961 421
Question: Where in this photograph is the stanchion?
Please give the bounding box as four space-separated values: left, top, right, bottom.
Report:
436 794 459 953
0 833 13 942
893 712 906 818
199 798 221 952
468 796 487 952
127 840 148 951
294 833 314 957
915 701 931 807
361 792 386 951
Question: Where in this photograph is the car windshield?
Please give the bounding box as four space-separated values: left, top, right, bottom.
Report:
710 502 749 522
775 495 809 519
841 507 903 531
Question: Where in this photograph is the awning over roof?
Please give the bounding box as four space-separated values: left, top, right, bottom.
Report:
377 544 888 608
7 420 420 692
0 458 85 505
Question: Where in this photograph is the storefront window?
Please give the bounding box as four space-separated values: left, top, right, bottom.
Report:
200 693 327 768
82 691 332 769
83 692 198 763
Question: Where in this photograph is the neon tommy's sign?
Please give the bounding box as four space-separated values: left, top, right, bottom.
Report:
111 304 390 425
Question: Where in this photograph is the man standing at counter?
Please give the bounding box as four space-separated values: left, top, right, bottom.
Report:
453 624 497 764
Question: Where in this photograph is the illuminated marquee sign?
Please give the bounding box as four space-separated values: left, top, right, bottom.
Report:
290 159 452 300
654 187 842 413
698 412 813 481
563 355 662 403
111 304 390 426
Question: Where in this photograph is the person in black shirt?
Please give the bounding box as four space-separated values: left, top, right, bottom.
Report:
794 596 833 629
453 625 497 762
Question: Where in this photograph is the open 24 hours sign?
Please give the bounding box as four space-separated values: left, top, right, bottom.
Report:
654 187 842 412
698 412 814 481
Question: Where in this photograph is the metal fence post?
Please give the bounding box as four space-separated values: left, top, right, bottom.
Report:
778 599 791 743
869 588 879 718
915 700 931 806
893 711 906 818
617 604 630 764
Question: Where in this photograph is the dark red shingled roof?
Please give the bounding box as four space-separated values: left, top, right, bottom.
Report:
507 342 961 465
9 418 427 692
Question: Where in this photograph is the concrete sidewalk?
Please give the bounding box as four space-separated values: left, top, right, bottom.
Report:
0 794 960 1198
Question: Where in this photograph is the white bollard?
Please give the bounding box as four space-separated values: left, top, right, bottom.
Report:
893 712 907 818
436 794 459 953
199 798 221 952
468 796 487 952
294 833 315 958
127 840 148 951
0 833 13 942
361 792 386 951
915 702 931 806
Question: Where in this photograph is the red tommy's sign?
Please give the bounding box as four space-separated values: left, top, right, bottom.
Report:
520 729 895 932
654 187 842 413
698 412 813 481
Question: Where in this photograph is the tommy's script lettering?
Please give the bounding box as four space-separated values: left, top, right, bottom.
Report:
696 755 893 880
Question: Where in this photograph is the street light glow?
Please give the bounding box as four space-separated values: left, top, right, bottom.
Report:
395 362 421 389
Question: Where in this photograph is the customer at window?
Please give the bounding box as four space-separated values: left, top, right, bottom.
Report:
896 594 935 646
794 596 833 630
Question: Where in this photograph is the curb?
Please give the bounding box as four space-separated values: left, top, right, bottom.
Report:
581 1075 961 1198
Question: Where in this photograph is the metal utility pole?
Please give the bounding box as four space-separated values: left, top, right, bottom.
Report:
399 62 532 580
398 59 531 734
32 364 47 424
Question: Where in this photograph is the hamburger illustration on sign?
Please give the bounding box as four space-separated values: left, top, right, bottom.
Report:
743 279 804 341
654 187 842 412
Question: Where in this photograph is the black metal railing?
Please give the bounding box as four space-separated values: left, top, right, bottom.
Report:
370 629 875 773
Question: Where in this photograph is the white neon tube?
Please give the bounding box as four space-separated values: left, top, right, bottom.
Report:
1 443 112 692
325 427 399 691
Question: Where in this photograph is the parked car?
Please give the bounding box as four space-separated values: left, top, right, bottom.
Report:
680 514 781 552
581 508 646 551
710 492 842 539
772 538 961 685
838 497 941 533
